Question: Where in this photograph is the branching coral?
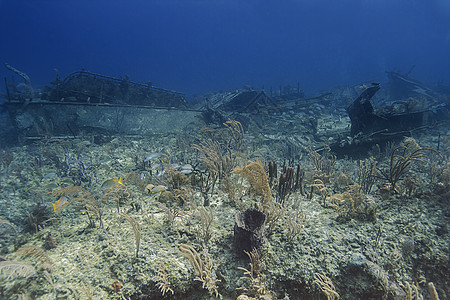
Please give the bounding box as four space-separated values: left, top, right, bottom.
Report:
237 249 271 298
195 206 215 245
378 138 439 193
120 213 141 258
313 273 339 300
308 147 336 182
358 156 377 194
0 260 36 280
193 120 245 204
311 179 329 206
177 244 219 297
398 281 423 300
234 161 272 211
330 184 376 221
52 185 105 227
155 266 174 296
285 208 305 242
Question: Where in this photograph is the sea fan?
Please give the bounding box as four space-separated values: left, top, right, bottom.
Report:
234 161 272 210
16 245 53 271
0 217 17 235
0 217 17 246
0 260 37 280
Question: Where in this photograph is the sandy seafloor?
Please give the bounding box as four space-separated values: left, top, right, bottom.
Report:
0 104 448 300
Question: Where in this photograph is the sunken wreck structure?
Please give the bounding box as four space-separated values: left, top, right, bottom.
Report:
2 64 449 156
2 64 200 139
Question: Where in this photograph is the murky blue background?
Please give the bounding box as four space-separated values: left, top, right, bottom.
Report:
1 0 449 98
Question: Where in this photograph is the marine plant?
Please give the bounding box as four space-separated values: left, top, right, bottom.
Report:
16 245 53 272
357 156 377 194
0 217 17 245
0 260 36 280
308 147 336 183
0 149 14 169
195 206 215 245
51 185 103 228
177 243 219 297
285 208 305 242
155 266 174 296
377 138 439 193
237 249 271 299
0 245 55 295
313 273 339 300
79 280 95 299
120 213 141 258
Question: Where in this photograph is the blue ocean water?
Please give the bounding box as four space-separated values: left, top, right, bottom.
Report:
0 0 449 98
1 2 450 299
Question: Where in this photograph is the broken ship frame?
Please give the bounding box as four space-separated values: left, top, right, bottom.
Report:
331 81 448 157
2 67 448 157
2 70 202 139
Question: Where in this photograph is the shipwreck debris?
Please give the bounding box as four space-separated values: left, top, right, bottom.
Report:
332 82 449 157
347 83 381 137
43 70 189 107
2 66 199 138
387 69 435 100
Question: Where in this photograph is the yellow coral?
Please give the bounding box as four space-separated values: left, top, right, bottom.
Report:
234 161 272 211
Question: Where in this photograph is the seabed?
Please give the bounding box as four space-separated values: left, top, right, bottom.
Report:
0 95 449 300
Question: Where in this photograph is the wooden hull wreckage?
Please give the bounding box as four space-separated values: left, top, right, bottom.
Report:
1 64 449 157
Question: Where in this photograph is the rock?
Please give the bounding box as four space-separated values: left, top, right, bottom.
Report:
348 253 367 268
44 232 58 250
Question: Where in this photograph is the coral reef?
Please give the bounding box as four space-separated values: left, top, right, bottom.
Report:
0 117 448 300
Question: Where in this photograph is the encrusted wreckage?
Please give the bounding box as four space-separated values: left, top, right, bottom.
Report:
331 76 449 157
2 64 448 152
2 65 200 138
198 85 330 132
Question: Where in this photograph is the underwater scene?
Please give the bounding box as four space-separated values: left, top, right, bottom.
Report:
0 1 449 300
